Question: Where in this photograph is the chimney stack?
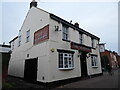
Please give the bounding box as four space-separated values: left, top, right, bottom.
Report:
74 22 79 27
30 0 37 8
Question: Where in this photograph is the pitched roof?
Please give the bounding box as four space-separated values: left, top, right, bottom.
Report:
35 7 100 40
9 36 18 43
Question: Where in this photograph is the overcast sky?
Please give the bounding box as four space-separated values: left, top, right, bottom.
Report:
1 0 119 53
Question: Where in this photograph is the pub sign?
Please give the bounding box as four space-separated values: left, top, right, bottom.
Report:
34 25 49 45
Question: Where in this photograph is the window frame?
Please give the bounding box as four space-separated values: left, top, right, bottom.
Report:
58 52 74 70
62 25 69 41
91 38 95 48
79 33 83 44
91 55 98 67
26 30 30 43
18 35 21 47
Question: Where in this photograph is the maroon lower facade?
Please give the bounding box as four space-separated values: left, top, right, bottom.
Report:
71 42 91 53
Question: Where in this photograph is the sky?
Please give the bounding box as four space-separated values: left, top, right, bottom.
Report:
1 0 119 54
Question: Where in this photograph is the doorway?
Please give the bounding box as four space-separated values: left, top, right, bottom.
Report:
80 52 88 77
24 58 38 82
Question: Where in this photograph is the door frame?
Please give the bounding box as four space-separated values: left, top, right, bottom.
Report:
80 51 88 77
24 57 38 82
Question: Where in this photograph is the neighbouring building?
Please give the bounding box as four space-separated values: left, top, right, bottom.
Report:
99 44 119 71
116 55 120 68
113 51 120 68
8 0 102 83
0 44 11 81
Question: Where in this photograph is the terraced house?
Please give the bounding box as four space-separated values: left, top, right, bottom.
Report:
8 0 102 83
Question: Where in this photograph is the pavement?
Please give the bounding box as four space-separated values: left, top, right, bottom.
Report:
55 69 119 88
2 69 119 89
2 76 46 89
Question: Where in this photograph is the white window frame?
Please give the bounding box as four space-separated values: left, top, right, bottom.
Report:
79 33 83 44
58 52 74 69
91 55 98 67
62 25 68 40
26 30 30 43
18 35 21 47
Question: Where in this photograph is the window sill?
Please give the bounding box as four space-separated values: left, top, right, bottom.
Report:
92 66 98 68
92 47 96 49
58 67 74 70
62 39 71 42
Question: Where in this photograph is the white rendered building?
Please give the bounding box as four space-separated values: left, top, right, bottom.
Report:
8 1 102 83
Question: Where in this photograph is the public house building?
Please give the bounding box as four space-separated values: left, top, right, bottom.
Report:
8 0 102 83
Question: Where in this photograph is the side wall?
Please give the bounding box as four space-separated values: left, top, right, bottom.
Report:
8 7 50 82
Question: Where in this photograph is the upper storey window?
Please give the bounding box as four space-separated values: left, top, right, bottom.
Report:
79 33 83 44
62 25 69 40
18 35 21 47
91 38 95 48
26 30 30 43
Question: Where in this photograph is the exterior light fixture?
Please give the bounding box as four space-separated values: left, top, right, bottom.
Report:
86 53 91 58
50 48 55 52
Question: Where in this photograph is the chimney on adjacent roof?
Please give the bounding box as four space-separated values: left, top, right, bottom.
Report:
30 0 37 8
74 22 79 27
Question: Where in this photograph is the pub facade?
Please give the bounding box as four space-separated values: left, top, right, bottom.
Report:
8 0 102 83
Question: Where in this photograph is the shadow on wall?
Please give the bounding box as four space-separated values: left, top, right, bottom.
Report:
2 52 11 81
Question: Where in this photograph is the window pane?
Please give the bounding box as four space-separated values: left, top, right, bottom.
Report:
69 57 72 67
91 56 94 66
18 36 21 46
26 30 30 42
64 57 68 68
62 25 68 40
91 56 97 67
59 53 63 68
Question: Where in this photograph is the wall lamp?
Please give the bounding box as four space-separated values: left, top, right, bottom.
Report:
50 48 55 52
86 53 91 58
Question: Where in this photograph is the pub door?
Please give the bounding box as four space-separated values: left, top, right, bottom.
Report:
80 52 88 77
24 58 38 82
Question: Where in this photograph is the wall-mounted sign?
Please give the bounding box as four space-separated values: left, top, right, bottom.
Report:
34 25 49 45
71 42 91 53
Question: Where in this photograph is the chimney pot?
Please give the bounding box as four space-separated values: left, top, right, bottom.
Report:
30 0 37 8
74 22 79 27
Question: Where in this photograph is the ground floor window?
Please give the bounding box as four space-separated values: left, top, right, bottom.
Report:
58 52 74 69
91 55 98 67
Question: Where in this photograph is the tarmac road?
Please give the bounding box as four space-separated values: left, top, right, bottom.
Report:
56 69 119 88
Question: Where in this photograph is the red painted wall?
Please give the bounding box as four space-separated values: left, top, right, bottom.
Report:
34 25 49 45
